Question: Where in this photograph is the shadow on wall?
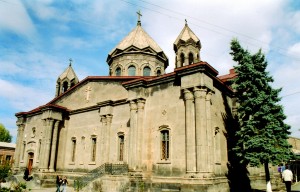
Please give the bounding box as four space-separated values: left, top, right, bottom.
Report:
222 93 252 192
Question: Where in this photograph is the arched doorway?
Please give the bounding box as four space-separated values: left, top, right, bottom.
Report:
27 152 34 174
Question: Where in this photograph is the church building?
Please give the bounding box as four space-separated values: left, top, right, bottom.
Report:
14 16 241 191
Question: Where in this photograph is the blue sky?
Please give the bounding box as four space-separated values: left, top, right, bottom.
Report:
1 0 300 143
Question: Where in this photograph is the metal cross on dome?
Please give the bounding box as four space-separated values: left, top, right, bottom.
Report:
69 58 73 66
137 10 142 25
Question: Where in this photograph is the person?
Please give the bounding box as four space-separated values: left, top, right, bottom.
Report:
61 176 68 192
282 164 293 192
23 168 29 181
56 175 62 192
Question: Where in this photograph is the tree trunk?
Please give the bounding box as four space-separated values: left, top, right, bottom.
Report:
264 162 272 192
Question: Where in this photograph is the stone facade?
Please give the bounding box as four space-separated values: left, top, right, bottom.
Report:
14 20 242 191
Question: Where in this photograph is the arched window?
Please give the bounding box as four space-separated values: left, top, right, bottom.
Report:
115 67 121 76
118 134 125 161
70 80 75 87
71 137 76 162
62 81 68 93
161 130 170 160
180 53 185 66
143 66 151 76
91 136 97 162
156 70 161 76
128 65 136 76
189 53 194 64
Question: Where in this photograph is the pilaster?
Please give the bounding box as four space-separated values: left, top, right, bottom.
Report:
49 120 60 172
137 98 146 169
206 91 213 172
40 119 54 172
128 100 137 170
194 87 207 173
14 123 25 171
183 89 196 173
105 114 113 163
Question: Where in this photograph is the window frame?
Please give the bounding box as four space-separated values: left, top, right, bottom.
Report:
128 65 136 76
158 125 171 164
117 133 125 161
71 137 76 163
91 136 97 162
143 66 151 76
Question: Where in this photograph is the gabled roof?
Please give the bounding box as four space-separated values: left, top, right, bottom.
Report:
108 24 164 55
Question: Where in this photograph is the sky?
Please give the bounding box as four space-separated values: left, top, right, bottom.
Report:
0 0 300 143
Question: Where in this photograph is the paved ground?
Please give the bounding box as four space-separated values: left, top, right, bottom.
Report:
25 182 300 192
30 186 74 192
292 181 300 192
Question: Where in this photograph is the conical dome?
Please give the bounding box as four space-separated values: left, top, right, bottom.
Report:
55 61 79 97
59 63 78 81
174 23 201 52
174 22 201 68
109 24 164 55
107 21 168 76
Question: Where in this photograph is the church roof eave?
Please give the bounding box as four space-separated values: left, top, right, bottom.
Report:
107 47 169 68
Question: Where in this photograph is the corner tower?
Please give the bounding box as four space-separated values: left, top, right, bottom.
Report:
107 13 168 76
55 59 79 97
174 21 201 68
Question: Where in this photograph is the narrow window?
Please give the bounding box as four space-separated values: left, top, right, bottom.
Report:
161 130 170 160
115 67 121 76
180 53 185 66
118 135 125 161
71 138 76 162
31 127 36 138
128 65 136 76
71 80 75 87
143 66 151 76
156 70 161 76
188 53 194 64
62 81 68 93
6 155 11 163
91 137 97 162
0 155 3 164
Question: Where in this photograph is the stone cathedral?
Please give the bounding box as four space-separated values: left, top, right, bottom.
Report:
13 18 244 192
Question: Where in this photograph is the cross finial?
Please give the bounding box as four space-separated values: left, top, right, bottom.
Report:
185 19 187 25
69 58 73 66
137 10 142 26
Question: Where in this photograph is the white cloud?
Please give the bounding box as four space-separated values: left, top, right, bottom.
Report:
53 36 93 49
0 0 35 37
288 42 300 56
139 0 286 75
0 79 52 111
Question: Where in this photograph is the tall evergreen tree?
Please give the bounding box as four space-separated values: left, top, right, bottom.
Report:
230 39 292 191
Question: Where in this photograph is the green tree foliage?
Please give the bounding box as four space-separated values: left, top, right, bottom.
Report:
0 123 12 143
230 39 292 187
0 163 11 182
230 39 292 165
